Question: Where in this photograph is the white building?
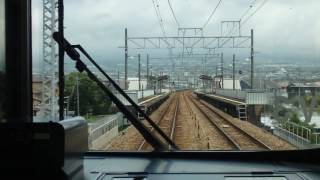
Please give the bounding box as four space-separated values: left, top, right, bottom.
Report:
214 77 241 90
127 77 147 91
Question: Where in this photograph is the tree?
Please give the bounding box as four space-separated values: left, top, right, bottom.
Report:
289 112 316 130
290 112 300 124
65 72 111 116
304 95 312 107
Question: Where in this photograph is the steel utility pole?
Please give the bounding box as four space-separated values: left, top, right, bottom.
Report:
117 69 120 85
196 75 198 88
76 74 80 116
58 0 64 120
251 29 254 89
125 28 128 90
160 72 162 93
233 54 235 90
216 65 218 76
221 52 224 89
147 54 149 89
142 84 144 98
177 74 180 89
150 69 153 90
138 54 141 91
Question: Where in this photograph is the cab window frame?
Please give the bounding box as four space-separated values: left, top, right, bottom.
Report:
4 0 33 122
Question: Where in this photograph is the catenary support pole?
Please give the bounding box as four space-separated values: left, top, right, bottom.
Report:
233 54 235 90
125 28 128 90
221 52 224 89
251 29 254 89
147 54 149 89
138 54 141 91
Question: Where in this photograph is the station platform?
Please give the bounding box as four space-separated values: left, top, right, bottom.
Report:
194 91 247 121
198 93 246 106
138 94 165 106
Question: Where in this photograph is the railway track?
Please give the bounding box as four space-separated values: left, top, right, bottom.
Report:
185 93 239 150
186 92 272 150
181 92 216 149
109 91 294 151
169 96 179 150
138 93 180 151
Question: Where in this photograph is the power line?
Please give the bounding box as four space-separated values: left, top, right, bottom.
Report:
154 0 167 36
240 0 258 21
152 0 167 37
156 0 167 37
241 0 269 26
155 0 164 23
222 0 268 38
202 0 223 29
167 0 180 27
226 0 260 36
218 0 265 49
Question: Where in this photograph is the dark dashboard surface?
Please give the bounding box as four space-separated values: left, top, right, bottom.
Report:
81 153 320 180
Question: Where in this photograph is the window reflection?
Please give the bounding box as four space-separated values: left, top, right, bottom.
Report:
0 0 5 120
0 0 5 71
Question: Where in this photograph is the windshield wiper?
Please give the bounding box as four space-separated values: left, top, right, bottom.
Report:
53 32 179 151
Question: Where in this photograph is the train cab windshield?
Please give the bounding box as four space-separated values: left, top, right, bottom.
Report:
28 0 320 152
2 0 320 179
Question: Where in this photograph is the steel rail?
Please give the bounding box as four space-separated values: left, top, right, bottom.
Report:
169 95 180 150
198 99 272 150
138 94 176 151
187 94 241 150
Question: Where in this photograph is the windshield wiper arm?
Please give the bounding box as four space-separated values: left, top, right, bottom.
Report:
53 32 179 151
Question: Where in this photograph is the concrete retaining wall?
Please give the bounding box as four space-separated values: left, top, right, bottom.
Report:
90 127 118 150
88 113 122 149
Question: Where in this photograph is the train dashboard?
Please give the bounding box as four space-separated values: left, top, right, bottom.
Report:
81 151 320 180
3 118 320 180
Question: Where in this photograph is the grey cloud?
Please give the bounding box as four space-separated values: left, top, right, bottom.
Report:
32 0 320 73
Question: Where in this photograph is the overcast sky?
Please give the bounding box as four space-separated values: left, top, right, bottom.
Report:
32 0 320 74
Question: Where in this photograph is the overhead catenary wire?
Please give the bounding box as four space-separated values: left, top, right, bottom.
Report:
239 0 259 21
202 0 223 29
168 0 180 27
219 0 269 47
241 0 269 26
222 0 268 37
156 0 167 37
152 0 167 37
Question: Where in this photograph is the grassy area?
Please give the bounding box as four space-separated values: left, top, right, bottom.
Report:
85 114 99 123
281 112 320 143
289 112 316 130
119 124 130 132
